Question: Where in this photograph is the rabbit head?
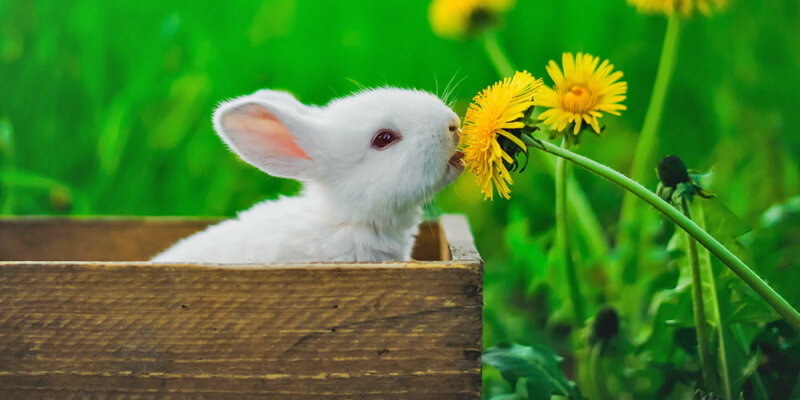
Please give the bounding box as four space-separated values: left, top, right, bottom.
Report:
213 87 463 227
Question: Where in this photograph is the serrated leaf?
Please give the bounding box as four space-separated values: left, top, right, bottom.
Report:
731 349 760 388
490 394 526 400
743 196 800 310
636 283 694 362
483 343 582 400
488 377 530 400
699 198 751 241
660 197 775 398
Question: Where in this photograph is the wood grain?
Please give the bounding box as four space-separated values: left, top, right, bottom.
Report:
0 217 219 261
0 215 483 399
0 217 449 262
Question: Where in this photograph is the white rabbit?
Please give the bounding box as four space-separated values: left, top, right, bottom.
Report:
151 87 464 263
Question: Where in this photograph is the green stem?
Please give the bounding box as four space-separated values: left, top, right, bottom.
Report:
481 31 515 78
545 159 610 265
0 168 18 215
521 135 800 332
590 344 609 400
694 204 732 399
556 138 585 325
618 15 682 236
0 119 17 215
680 198 715 390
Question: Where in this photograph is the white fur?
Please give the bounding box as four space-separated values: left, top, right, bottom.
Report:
152 87 462 263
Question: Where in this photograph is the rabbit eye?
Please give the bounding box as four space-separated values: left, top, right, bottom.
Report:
371 129 400 150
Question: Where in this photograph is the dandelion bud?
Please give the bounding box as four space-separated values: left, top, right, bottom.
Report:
49 185 73 213
428 0 514 39
657 155 690 188
656 155 714 205
589 306 619 346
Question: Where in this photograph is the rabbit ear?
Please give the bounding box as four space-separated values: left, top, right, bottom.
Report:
213 92 320 179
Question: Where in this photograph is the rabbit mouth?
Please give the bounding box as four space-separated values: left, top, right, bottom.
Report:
448 150 464 169
436 149 464 190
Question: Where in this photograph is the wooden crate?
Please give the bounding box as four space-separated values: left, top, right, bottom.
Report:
0 214 482 399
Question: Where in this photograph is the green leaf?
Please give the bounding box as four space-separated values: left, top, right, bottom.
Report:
699 197 751 241
0 118 13 162
789 377 800 400
731 348 760 388
693 202 733 399
96 99 131 176
659 196 774 398
483 343 583 400
636 281 694 364
489 377 530 400
0 168 69 191
0 168 91 214
489 394 526 400
741 196 800 310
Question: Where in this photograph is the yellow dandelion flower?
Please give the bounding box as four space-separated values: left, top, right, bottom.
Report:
536 52 627 136
628 0 727 16
462 71 542 200
428 0 515 39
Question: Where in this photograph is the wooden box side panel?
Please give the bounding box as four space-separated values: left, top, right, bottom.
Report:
0 218 217 262
0 218 447 262
0 263 482 399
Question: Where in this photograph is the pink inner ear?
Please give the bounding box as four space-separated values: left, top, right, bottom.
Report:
222 104 311 160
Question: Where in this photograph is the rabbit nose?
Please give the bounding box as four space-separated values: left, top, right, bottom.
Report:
448 122 461 144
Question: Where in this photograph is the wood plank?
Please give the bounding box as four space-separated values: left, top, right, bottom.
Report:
0 262 482 398
0 217 451 262
0 217 218 261
0 214 483 398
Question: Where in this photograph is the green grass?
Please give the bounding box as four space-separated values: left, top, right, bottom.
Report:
2 0 799 398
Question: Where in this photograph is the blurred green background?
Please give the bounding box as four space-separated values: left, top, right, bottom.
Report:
2 0 800 397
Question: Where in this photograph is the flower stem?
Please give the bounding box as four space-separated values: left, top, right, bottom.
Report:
680 198 716 390
556 138 585 325
521 135 800 332
481 31 515 78
590 344 610 400
549 162 610 266
618 15 682 238
693 204 732 399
